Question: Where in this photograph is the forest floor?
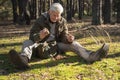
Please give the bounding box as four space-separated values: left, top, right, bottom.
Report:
0 20 120 38
0 20 120 80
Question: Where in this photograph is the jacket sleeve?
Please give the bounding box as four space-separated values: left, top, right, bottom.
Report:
29 16 45 42
59 19 73 44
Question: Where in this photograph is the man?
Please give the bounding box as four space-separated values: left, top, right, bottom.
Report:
9 3 109 70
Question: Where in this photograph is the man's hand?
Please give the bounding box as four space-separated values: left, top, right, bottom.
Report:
66 34 75 43
39 28 50 39
52 54 67 61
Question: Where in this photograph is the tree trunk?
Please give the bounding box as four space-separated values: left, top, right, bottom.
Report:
92 0 102 25
116 0 120 23
39 0 42 15
11 0 18 23
66 0 72 21
72 0 75 17
48 0 52 8
36 0 39 18
53 0 59 3
78 0 84 19
30 0 36 19
103 0 112 24
43 0 46 12
53 0 62 3
29 0 34 19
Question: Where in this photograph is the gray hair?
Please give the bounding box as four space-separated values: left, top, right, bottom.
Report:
49 3 63 14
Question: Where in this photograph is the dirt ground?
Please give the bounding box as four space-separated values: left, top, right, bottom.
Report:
0 20 31 38
0 20 120 38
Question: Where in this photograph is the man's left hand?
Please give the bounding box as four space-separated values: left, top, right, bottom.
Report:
67 34 75 43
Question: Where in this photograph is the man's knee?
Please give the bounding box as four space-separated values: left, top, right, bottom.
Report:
23 40 34 47
72 41 80 46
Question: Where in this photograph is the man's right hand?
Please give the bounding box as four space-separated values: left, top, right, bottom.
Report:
39 28 50 40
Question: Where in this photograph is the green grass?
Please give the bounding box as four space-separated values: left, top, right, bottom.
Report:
0 36 120 80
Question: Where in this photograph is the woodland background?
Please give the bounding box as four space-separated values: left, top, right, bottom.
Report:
0 0 120 80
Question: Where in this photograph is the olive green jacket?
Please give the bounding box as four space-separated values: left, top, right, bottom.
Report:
29 12 70 44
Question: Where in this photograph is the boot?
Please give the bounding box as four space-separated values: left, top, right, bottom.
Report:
9 49 29 70
89 43 109 62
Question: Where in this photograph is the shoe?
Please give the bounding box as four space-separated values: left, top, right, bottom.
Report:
89 43 109 62
96 43 109 58
8 49 29 70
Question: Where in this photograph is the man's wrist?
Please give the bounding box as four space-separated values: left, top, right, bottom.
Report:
33 33 41 42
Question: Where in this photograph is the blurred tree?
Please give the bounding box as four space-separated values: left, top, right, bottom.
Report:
1 0 119 24
36 0 39 18
42 0 46 12
92 0 102 25
11 0 31 25
66 0 73 21
116 0 120 23
103 0 112 24
0 0 7 6
11 0 19 24
78 0 84 19
29 0 36 19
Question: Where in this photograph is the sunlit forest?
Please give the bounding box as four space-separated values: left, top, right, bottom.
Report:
0 0 120 80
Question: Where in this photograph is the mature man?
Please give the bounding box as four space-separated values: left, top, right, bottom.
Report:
9 3 109 70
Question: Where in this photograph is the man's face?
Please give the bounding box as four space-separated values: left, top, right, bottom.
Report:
49 11 61 22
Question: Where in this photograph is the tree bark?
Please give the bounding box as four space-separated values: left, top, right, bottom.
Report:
103 0 112 24
66 0 72 21
92 0 102 25
78 0 84 19
116 0 120 23
43 0 46 12
36 0 39 18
